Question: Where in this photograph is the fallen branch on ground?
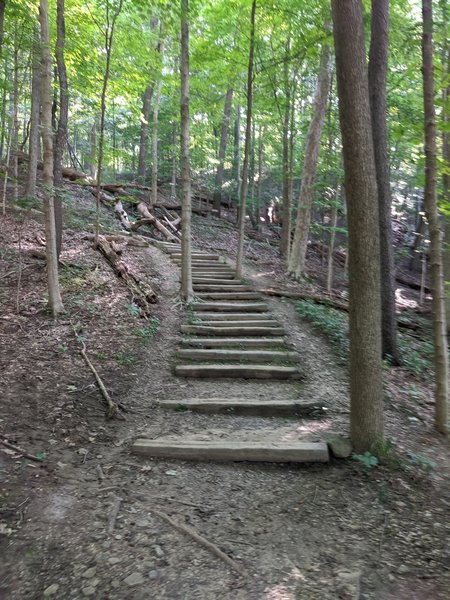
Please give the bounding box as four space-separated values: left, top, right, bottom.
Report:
72 324 123 419
150 507 247 576
0 437 45 462
108 495 123 534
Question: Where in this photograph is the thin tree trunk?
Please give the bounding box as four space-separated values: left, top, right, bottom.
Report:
0 62 7 159
53 0 68 259
234 105 241 221
326 185 339 293
39 0 64 316
249 118 257 228
12 24 19 202
368 0 400 364
235 0 256 279
255 124 263 231
213 87 233 216
25 29 41 197
421 0 448 434
88 119 97 179
331 0 384 452
180 0 193 302
0 0 6 56
171 123 177 199
280 36 292 257
95 0 123 245
288 43 331 279
151 33 164 207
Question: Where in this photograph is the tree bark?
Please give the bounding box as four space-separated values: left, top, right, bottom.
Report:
180 0 193 302
53 0 68 258
213 87 233 216
151 30 164 207
288 43 331 279
25 29 41 198
421 0 448 434
368 0 400 364
331 0 384 451
95 0 123 244
233 105 241 217
235 0 256 279
39 0 64 316
326 185 339 293
0 0 6 56
280 37 292 257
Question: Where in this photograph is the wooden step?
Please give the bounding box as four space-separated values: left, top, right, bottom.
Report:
193 285 252 292
192 278 242 285
131 439 329 463
191 302 269 312
180 325 285 336
191 266 234 271
158 398 324 417
170 254 220 260
189 320 280 328
180 337 287 348
192 312 277 321
191 272 236 279
176 349 298 362
196 292 262 300
174 364 302 379
192 270 236 282
173 260 228 267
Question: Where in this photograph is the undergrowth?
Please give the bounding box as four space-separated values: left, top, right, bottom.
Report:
295 300 434 378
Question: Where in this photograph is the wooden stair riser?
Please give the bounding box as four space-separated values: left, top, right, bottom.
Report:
158 399 324 418
196 292 262 300
190 302 269 312
172 260 228 266
191 273 236 279
176 349 298 362
180 337 287 349
191 312 277 321
174 364 303 380
180 325 285 336
188 320 281 328
192 278 243 285
193 285 252 292
170 254 220 260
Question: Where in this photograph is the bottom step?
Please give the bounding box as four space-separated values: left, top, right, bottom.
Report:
131 439 329 463
158 398 324 417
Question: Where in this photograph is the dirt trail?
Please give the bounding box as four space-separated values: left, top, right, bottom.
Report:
1 230 449 600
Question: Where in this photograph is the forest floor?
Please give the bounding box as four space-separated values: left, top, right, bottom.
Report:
0 180 449 600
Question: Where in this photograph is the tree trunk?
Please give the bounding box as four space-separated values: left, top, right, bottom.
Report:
331 0 384 452
235 0 256 279
25 29 41 198
233 105 241 219
171 123 177 199
255 124 263 231
288 43 331 279
180 0 193 302
151 32 164 207
280 37 292 257
95 0 123 244
326 185 339 293
213 87 233 216
88 119 97 179
39 0 64 316
421 0 448 434
53 0 68 259
368 0 400 364
12 23 19 202
442 35 450 334
0 0 6 56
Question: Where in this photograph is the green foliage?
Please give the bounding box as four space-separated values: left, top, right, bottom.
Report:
295 300 349 360
114 351 138 366
134 316 160 340
352 452 379 469
125 302 140 317
407 451 437 472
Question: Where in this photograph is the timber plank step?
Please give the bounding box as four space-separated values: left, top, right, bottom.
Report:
174 364 302 379
196 292 262 300
180 325 285 336
173 261 228 267
131 439 329 463
170 254 220 260
176 349 298 362
193 285 252 292
192 312 278 321
158 398 324 417
192 272 236 279
190 302 269 312
192 278 242 285
188 320 281 328
180 337 287 348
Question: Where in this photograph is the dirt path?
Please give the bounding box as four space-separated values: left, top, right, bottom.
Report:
1 235 449 600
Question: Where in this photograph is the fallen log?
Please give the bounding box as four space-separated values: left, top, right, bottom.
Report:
114 200 133 230
154 203 210 216
135 202 178 242
96 235 157 312
83 233 150 247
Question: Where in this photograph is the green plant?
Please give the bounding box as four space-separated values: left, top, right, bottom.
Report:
296 300 349 361
126 302 140 317
370 438 402 469
407 451 437 472
114 351 138 366
352 451 379 469
134 316 160 340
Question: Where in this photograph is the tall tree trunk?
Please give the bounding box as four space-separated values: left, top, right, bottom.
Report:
368 0 400 364
331 0 384 452
0 0 6 56
288 43 331 279
88 119 97 179
0 61 7 159
180 0 193 302
151 31 164 207
280 36 292 257
213 87 233 216
326 185 340 293
421 0 448 434
25 29 41 197
443 50 450 334
171 123 177 199
39 0 64 316
255 124 264 232
233 105 241 220
137 19 160 181
235 0 256 279
53 0 68 258
12 24 19 202
95 0 123 244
